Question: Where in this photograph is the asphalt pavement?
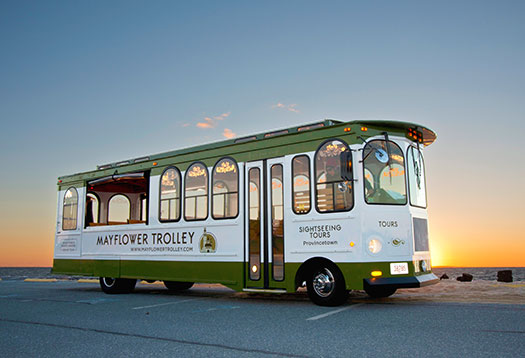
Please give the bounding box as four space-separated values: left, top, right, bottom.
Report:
0 280 524 357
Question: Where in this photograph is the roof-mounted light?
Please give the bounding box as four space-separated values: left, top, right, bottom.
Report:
407 128 423 143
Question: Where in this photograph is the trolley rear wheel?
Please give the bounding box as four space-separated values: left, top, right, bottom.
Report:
99 277 137 294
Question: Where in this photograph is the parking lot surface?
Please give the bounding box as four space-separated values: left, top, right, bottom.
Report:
1 280 524 357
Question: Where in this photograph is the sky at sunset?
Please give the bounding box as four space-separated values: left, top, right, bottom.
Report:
0 1 524 267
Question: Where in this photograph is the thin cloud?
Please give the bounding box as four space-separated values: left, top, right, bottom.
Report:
272 102 299 113
196 117 215 128
223 128 236 139
214 112 230 121
196 112 231 129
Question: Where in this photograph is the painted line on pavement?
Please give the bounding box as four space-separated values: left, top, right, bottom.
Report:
132 298 201 310
306 303 364 321
76 297 120 305
78 279 99 283
24 278 57 282
191 305 240 313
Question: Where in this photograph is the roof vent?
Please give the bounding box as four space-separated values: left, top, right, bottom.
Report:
133 156 150 163
97 164 113 170
234 136 257 144
264 129 288 138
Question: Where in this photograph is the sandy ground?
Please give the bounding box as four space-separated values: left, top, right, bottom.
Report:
154 280 525 305
362 279 525 305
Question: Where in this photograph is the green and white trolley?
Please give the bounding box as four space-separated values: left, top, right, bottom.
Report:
53 119 438 306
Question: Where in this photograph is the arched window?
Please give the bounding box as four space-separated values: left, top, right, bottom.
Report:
212 158 239 219
108 194 130 223
315 139 353 212
159 167 181 221
62 187 78 230
363 139 407 205
184 162 208 221
85 192 99 226
292 155 311 214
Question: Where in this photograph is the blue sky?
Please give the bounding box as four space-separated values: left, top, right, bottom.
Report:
0 1 524 265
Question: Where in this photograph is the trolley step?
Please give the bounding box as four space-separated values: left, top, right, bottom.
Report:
242 288 287 294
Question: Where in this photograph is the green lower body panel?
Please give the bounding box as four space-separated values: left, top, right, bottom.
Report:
53 259 244 291
53 259 94 276
53 258 433 293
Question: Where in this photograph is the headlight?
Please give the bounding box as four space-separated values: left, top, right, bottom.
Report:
368 239 382 254
420 260 427 272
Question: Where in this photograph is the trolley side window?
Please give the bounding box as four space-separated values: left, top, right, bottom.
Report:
62 187 78 230
85 193 99 225
407 146 427 208
86 172 149 226
108 194 131 224
292 155 311 214
160 167 181 222
248 168 261 281
271 164 284 281
315 139 353 213
212 158 239 219
363 140 407 205
184 162 208 221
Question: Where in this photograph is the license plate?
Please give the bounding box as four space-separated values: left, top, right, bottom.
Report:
390 262 409 275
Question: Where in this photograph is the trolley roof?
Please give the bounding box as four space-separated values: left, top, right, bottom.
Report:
58 119 436 183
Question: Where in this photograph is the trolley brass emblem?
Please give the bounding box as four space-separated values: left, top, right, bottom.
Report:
199 228 217 253
391 238 405 247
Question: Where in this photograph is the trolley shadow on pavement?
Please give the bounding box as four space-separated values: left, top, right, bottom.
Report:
66 281 391 305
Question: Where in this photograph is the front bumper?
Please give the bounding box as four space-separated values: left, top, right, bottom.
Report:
364 272 439 290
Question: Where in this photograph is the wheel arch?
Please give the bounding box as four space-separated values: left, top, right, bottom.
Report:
294 257 345 290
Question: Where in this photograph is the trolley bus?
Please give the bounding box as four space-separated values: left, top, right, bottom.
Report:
53 119 438 306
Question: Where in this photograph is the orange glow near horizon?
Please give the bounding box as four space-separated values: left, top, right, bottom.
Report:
428 222 525 267
1 234 55 267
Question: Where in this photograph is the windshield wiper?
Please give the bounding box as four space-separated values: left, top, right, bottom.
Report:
362 142 384 162
383 132 393 184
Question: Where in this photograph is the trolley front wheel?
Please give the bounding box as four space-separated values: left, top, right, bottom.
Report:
163 281 194 291
306 264 348 306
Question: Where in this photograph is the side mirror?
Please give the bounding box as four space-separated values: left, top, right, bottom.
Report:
340 151 353 181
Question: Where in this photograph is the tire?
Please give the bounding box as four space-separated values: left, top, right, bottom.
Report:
364 285 397 298
99 277 137 294
163 281 194 291
306 263 348 306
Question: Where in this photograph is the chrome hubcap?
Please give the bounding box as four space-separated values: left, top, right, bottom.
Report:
313 269 335 297
103 277 115 288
